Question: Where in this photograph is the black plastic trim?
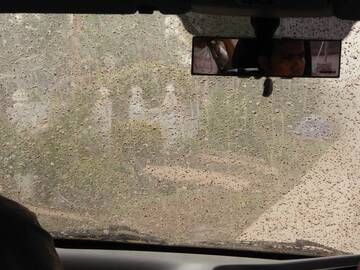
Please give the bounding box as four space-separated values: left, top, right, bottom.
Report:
0 0 191 14
0 0 359 20
215 254 360 270
55 238 314 260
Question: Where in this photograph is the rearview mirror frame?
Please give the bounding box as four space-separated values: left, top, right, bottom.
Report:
191 37 342 79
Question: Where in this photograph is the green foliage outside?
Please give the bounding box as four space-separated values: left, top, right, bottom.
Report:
195 83 332 180
0 116 32 196
112 119 163 165
0 85 164 211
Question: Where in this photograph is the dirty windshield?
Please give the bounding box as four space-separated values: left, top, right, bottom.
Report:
0 14 359 256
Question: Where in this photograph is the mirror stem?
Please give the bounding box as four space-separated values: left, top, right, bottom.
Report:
251 17 280 97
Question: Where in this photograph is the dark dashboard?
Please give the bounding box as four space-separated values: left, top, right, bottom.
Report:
58 247 360 270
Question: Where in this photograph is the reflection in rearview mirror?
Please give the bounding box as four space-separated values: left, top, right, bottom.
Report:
192 37 341 78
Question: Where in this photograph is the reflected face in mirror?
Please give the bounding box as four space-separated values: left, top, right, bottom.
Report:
259 40 305 77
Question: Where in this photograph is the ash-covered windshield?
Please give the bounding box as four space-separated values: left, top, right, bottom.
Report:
0 14 359 255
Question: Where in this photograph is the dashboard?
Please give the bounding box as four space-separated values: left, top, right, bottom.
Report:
57 248 360 270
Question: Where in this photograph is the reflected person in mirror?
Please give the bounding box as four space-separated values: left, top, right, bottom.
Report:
193 38 237 75
193 38 219 75
257 39 306 77
232 39 309 77
193 38 313 77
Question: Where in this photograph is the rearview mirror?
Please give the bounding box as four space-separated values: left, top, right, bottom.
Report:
192 37 341 78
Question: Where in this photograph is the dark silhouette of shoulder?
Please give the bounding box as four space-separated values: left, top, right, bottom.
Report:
0 195 63 270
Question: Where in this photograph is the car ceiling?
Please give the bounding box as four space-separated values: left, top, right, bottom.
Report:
0 0 359 20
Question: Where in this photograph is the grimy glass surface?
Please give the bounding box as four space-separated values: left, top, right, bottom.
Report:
0 14 359 255
192 37 341 78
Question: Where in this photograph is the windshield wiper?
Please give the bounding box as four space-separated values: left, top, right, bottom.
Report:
51 225 167 245
193 239 350 257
